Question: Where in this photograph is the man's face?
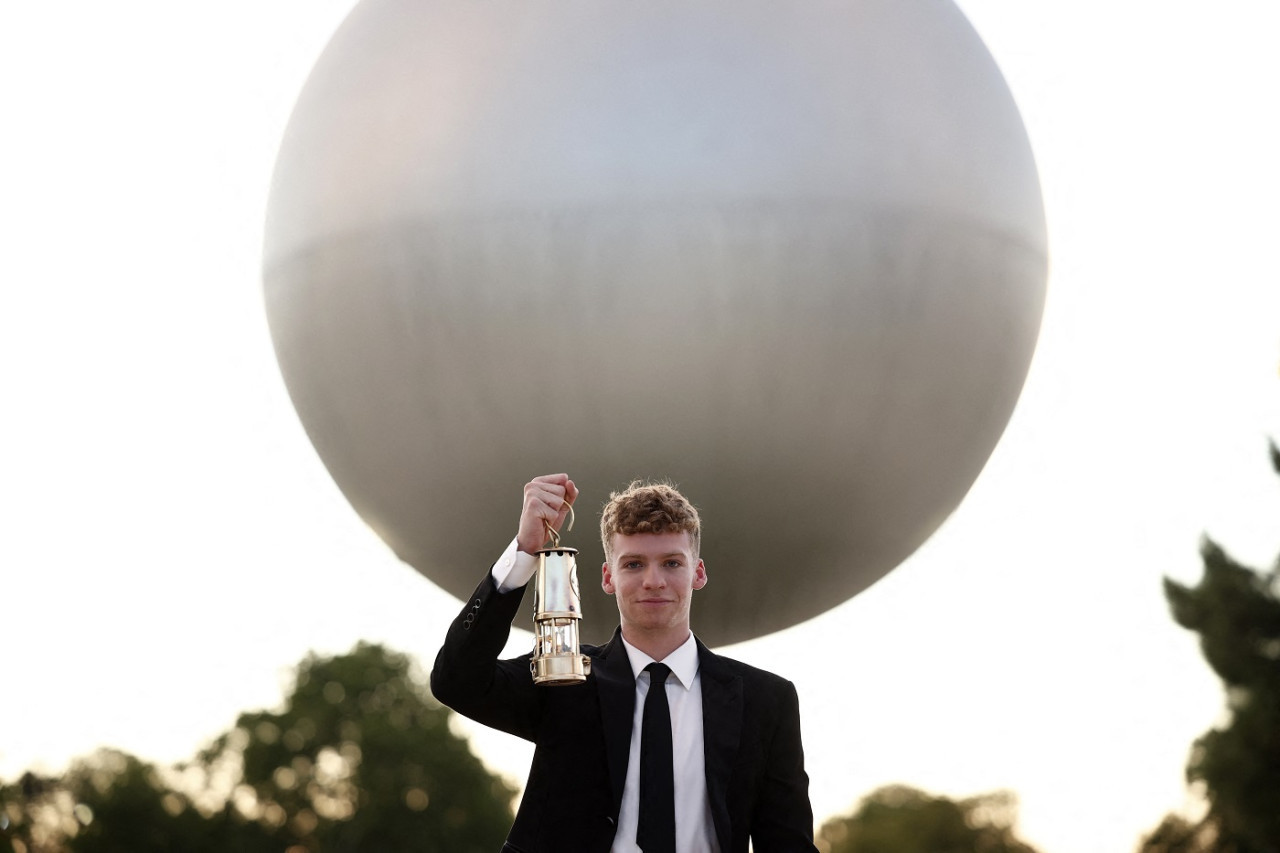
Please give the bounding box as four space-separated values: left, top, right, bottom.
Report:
601 531 707 635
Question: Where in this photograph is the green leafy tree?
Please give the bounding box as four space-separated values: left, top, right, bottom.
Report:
62 749 271 853
1 642 515 852
1150 446 1280 853
816 784 1041 853
197 641 515 852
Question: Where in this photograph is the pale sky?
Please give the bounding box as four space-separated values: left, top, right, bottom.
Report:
2 3 1279 853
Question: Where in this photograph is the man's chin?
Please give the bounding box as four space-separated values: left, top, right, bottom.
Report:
624 605 685 630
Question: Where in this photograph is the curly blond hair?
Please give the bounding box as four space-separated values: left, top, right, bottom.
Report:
600 480 701 563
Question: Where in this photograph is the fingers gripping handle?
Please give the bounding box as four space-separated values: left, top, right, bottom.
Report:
544 500 574 549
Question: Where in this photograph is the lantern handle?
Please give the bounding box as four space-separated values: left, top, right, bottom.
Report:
544 500 574 549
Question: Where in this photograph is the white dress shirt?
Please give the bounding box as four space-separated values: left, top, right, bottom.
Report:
612 633 719 853
490 540 719 852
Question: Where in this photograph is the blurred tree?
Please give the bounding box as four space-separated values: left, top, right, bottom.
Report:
0 642 514 852
1136 813 1214 853
0 751 260 853
816 784 1041 853
61 748 271 853
1140 443 1280 853
196 641 515 852
0 770 61 853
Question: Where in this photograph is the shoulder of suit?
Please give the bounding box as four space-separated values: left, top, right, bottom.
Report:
701 647 796 692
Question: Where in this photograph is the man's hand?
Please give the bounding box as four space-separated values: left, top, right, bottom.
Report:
516 473 579 555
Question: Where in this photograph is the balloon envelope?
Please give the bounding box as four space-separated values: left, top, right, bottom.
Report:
264 0 1047 645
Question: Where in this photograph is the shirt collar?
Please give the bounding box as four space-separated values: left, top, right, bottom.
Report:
620 632 700 691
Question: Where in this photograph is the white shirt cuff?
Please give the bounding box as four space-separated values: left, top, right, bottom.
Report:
491 538 539 593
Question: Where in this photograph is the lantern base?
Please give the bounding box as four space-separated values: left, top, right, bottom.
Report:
532 653 592 685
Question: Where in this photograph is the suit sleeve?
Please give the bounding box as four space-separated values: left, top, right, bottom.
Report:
429 569 542 742
751 680 820 852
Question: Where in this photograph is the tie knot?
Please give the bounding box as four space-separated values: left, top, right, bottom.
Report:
645 662 671 685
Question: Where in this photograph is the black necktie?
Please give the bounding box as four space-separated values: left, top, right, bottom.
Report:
637 662 676 853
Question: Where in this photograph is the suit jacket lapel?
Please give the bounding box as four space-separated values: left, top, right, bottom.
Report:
593 628 635 817
698 639 742 852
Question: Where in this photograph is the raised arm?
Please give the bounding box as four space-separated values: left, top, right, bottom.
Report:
429 474 578 740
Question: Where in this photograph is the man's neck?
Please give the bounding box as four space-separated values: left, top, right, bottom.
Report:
619 625 692 662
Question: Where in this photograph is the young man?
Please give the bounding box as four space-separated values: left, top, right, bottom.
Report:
431 473 817 853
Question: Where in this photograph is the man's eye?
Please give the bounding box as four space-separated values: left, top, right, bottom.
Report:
624 562 642 569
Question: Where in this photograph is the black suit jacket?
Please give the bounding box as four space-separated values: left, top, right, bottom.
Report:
431 571 818 853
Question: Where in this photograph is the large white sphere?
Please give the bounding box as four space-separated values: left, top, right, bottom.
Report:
264 0 1046 646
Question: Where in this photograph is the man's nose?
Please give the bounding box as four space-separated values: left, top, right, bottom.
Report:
642 567 665 588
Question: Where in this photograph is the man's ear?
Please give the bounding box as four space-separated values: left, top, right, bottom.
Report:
692 559 707 590
601 562 616 595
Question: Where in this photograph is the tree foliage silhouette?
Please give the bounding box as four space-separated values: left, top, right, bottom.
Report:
0 642 514 852
816 784 1041 853
1136 813 1216 853
1139 443 1280 853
